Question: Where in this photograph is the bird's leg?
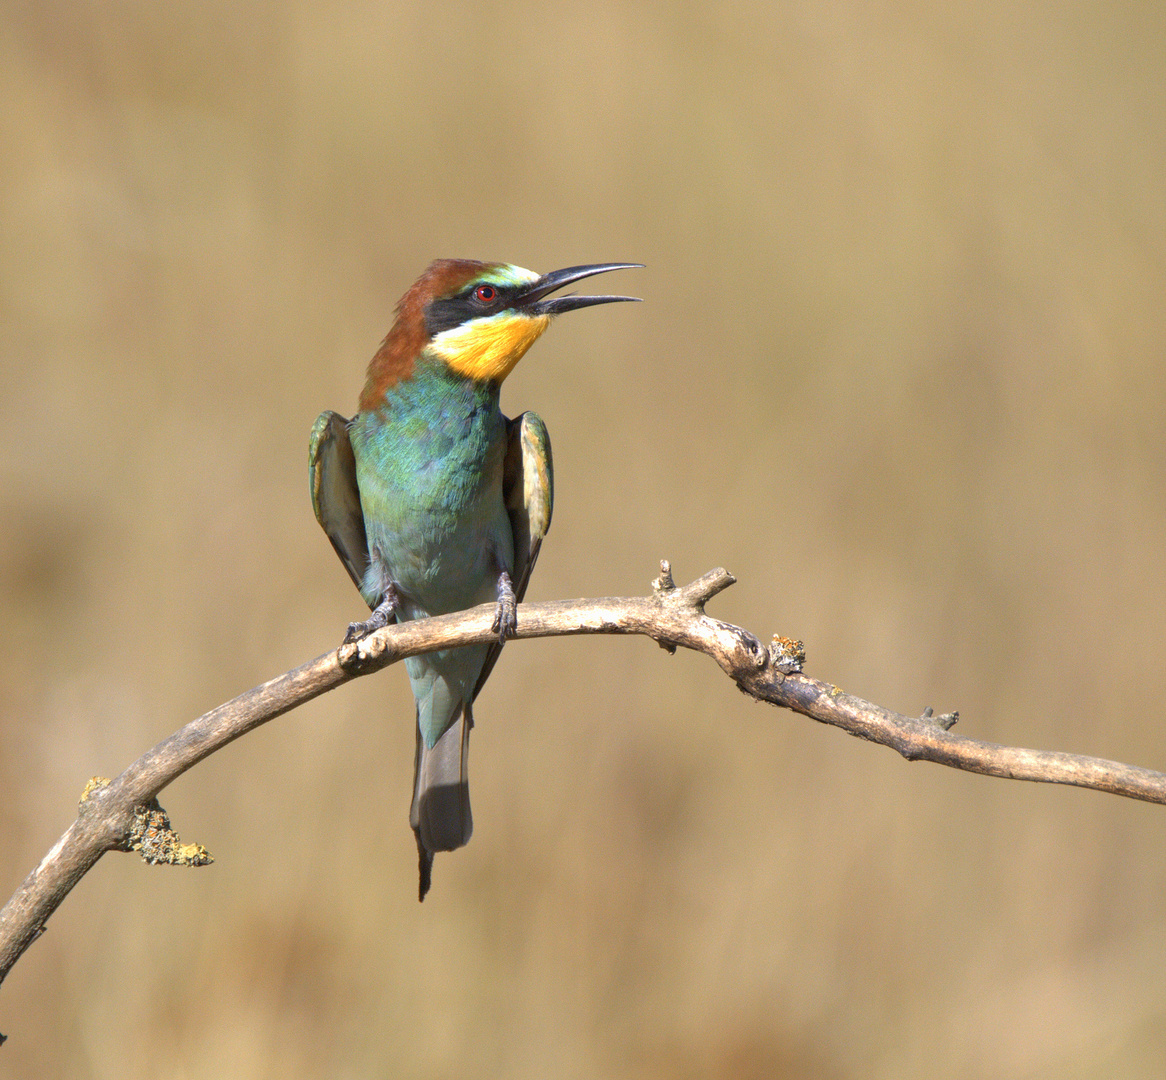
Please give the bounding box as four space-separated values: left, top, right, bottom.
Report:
491 570 518 644
344 583 401 644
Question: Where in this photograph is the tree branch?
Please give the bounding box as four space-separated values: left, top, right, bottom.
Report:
3 562 1165 1015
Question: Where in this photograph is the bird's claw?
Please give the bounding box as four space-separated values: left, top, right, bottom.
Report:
491 599 517 643
343 618 376 644
492 571 518 644
343 588 399 644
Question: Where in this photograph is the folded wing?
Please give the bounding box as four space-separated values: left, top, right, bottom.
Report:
474 410 553 700
309 411 370 597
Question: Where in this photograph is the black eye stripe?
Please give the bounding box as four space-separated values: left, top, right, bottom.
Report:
424 284 512 337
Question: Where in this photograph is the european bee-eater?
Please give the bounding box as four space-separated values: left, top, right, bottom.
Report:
310 260 641 899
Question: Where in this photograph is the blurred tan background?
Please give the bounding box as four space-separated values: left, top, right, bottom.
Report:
2 1 1165 1076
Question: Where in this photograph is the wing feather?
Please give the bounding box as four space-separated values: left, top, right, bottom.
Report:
473 411 553 700
309 411 370 595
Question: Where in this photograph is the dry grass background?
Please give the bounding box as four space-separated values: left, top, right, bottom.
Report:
2 1 1165 1076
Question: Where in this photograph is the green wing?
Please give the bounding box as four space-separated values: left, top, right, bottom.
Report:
309 411 370 597
503 410 553 603
473 410 554 700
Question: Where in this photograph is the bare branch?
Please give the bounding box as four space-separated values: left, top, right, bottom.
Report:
3 563 1165 1008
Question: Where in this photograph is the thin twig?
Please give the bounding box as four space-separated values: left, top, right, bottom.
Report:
3 563 1165 1013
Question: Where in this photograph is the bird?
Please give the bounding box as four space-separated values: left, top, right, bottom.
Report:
309 259 641 899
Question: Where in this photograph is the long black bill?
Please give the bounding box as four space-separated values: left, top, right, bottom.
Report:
518 262 643 316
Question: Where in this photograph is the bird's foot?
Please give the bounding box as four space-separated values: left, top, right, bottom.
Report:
344 586 400 644
491 571 518 644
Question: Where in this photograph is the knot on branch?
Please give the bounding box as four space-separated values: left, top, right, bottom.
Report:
921 706 959 731
716 622 770 682
338 633 395 675
652 559 676 594
337 640 365 673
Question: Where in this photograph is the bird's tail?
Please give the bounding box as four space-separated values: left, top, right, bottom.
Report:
410 700 473 901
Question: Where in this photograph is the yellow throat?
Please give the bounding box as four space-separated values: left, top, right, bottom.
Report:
428 311 552 383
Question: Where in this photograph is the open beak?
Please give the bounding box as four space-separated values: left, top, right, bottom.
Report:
517 263 643 316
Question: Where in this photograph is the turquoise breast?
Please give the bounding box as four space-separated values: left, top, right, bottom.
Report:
348 355 514 618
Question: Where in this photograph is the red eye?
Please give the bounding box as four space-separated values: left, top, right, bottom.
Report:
474 284 497 303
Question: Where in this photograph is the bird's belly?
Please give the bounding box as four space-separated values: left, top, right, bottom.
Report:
359 451 513 617
387 505 508 615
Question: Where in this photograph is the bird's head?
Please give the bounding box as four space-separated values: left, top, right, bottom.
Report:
360 260 641 409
